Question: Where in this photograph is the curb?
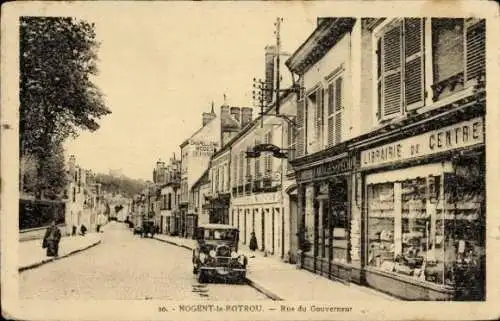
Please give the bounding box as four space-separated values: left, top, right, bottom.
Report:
245 277 283 301
19 239 102 272
153 236 283 301
154 237 193 250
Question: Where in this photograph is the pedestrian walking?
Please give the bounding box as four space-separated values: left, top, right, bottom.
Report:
42 220 61 257
249 231 258 252
80 224 87 236
72 225 77 236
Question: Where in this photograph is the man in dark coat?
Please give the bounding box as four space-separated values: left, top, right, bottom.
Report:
43 220 62 257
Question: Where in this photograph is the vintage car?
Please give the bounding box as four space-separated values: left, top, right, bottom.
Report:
192 224 248 283
141 219 155 238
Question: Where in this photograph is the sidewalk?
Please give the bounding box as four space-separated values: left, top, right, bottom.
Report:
154 234 397 301
19 232 102 272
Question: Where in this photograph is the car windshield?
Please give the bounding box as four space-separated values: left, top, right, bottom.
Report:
203 229 236 241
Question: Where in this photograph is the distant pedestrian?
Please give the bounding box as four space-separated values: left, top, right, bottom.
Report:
42 220 61 257
80 224 87 236
249 231 258 252
72 225 77 236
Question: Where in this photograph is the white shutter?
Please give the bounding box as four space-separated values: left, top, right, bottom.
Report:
465 18 485 84
239 151 244 185
264 132 271 176
254 139 261 177
327 83 334 147
334 77 343 145
381 22 403 119
404 18 425 110
296 98 305 157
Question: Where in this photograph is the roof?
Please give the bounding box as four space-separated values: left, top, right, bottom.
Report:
180 116 218 148
211 91 295 159
286 18 356 75
191 168 209 190
198 223 237 230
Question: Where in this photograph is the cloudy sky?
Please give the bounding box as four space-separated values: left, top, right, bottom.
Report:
57 2 323 180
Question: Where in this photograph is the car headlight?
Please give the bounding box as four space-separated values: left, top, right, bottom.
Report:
231 251 238 259
199 253 207 263
209 250 216 258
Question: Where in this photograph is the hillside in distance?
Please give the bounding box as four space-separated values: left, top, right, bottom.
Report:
94 172 147 198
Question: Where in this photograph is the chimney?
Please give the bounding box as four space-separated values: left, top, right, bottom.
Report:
230 107 241 122
264 45 276 104
241 107 253 128
220 105 230 117
202 102 217 126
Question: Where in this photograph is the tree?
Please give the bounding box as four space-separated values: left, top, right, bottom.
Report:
20 17 111 198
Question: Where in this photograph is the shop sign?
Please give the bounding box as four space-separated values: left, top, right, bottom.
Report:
361 117 484 168
297 156 353 182
232 191 282 206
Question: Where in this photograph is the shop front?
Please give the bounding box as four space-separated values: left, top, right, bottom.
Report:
231 191 286 257
293 151 357 283
358 116 485 301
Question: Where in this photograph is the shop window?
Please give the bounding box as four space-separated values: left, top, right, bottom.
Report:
330 181 349 263
303 185 315 255
367 168 485 299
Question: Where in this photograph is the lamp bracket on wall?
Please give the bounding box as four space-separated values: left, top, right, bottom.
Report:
245 143 295 159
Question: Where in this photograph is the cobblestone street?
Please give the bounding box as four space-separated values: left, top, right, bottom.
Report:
19 222 269 300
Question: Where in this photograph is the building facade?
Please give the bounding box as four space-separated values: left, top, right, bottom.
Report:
287 17 485 301
158 156 181 235
179 104 252 238
65 155 103 235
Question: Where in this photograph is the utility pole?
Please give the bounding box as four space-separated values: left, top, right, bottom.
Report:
274 17 283 115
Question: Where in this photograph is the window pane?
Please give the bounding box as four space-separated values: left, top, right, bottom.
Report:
432 18 464 82
399 178 433 282
367 183 395 270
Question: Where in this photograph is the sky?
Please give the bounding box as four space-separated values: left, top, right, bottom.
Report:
62 3 320 180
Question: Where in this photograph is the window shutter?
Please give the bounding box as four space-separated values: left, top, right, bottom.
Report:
246 154 251 179
239 151 244 185
465 18 485 83
327 83 334 147
264 132 272 175
232 155 237 187
296 98 305 157
404 18 425 110
381 22 403 119
254 139 261 177
315 88 323 143
334 77 343 144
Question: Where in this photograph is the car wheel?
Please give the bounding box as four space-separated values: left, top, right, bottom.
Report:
239 272 246 284
198 270 206 283
193 265 198 274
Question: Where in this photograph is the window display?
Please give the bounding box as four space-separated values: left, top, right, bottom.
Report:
367 161 485 298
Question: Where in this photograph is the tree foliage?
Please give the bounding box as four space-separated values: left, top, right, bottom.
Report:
19 17 111 198
94 173 147 199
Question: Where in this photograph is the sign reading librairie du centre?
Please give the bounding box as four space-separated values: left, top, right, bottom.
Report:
360 117 484 168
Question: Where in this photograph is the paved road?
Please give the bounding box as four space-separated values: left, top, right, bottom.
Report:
19 222 269 300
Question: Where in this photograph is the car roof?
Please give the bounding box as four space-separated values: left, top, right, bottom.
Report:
198 223 237 230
